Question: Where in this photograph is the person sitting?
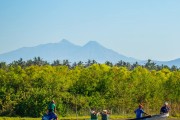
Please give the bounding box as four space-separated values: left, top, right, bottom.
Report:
160 102 170 116
134 104 149 119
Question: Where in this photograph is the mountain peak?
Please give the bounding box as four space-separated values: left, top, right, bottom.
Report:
87 40 99 44
57 39 77 47
60 39 71 44
84 41 101 47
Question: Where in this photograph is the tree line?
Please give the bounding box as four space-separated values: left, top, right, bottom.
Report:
1 57 179 71
0 57 180 117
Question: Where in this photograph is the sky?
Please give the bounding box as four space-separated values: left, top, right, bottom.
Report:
0 0 180 61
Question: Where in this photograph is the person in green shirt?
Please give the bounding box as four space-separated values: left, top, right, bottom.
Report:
42 100 58 120
48 100 56 113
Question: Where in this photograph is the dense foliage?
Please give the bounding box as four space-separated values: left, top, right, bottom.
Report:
0 58 180 117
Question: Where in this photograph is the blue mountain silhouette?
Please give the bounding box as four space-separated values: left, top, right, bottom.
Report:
0 39 137 63
0 39 180 67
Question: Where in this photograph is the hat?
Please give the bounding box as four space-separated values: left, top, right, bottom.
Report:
91 110 95 113
164 102 168 105
103 110 107 113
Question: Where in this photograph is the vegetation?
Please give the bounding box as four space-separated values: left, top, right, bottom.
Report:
0 117 39 120
0 57 180 118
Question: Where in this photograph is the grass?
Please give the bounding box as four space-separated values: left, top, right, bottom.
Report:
0 115 131 120
0 117 39 120
1 115 178 120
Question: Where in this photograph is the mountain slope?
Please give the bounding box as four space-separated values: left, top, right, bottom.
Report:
0 39 80 62
73 41 137 63
0 40 137 63
157 58 180 67
0 39 180 67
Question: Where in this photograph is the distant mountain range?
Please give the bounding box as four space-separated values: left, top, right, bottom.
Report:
0 39 180 67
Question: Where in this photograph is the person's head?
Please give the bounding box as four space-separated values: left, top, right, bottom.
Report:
139 104 143 108
52 100 55 103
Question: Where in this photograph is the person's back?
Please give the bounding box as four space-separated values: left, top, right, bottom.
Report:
134 108 144 118
91 111 98 120
160 106 169 113
101 110 109 120
48 100 56 113
160 102 170 116
101 113 107 120
44 100 58 120
134 104 148 118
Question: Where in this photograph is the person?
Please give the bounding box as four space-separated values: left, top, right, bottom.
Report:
134 104 149 119
100 110 110 120
43 100 58 120
90 110 99 120
160 102 170 116
48 100 56 113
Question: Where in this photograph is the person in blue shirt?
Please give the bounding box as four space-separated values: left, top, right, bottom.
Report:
160 102 170 116
134 104 149 118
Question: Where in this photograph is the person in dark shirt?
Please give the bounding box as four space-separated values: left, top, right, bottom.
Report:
90 110 99 120
100 110 110 120
160 102 170 116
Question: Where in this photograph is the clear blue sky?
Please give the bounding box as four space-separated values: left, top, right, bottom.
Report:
0 0 180 61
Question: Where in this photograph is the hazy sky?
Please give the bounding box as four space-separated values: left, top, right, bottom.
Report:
0 0 180 61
